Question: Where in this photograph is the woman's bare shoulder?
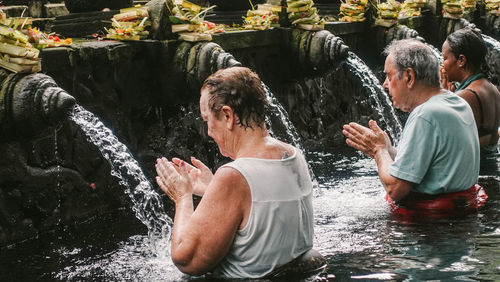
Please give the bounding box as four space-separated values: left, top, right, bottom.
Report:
208 166 249 194
270 138 296 156
471 78 500 96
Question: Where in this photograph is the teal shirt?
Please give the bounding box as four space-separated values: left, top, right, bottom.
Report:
389 92 480 195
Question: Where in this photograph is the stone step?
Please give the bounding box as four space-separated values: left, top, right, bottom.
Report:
133 0 150 5
44 3 69 18
50 10 119 37
0 5 29 17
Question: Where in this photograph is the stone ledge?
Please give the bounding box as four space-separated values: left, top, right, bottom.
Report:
52 10 118 21
205 10 246 25
212 28 285 50
325 21 367 35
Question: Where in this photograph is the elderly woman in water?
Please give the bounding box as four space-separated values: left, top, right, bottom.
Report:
440 28 500 148
155 67 316 278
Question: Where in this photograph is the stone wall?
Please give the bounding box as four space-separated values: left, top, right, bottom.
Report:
0 28 383 247
2 13 500 248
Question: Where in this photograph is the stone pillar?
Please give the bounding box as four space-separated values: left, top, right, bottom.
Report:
28 0 45 18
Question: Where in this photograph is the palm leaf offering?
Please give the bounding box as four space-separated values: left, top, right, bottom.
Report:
243 1 281 30
398 0 427 18
441 0 464 18
28 28 73 49
462 0 477 12
339 0 368 22
485 0 499 15
0 10 41 73
286 0 325 30
375 0 401 27
167 0 223 42
106 5 150 41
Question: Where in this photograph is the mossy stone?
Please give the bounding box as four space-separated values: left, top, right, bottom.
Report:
64 0 133 13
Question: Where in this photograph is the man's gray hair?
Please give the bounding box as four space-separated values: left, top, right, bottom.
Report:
383 39 440 87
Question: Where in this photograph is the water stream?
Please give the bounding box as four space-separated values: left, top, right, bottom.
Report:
426 42 443 63
482 34 500 50
264 82 305 152
345 52 403 142
69 105 172 256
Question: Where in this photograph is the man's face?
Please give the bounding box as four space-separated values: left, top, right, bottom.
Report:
383 55 411 112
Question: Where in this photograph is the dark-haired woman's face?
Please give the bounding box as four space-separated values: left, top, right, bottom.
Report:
441 40 462 82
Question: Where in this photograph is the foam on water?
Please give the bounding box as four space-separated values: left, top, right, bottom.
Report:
310 152 390 256
56 235 183 281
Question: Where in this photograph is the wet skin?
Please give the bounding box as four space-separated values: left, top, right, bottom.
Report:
441 40 500 146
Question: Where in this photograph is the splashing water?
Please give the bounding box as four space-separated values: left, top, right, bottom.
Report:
70 105 172 256
263 82 305 152
346 52 403 142
480 34 500 87
56 235 182 281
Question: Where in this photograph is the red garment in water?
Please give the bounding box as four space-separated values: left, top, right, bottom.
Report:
386 184 488 217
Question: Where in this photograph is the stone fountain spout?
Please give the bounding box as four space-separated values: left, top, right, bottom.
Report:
0 71 76 138
173 41 242 93
290 29 349 73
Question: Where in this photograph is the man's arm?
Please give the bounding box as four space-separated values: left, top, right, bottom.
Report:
343 120 411 200
373 147 412 201
342 120 396 159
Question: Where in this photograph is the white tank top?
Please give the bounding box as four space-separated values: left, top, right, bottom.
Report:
213 148 314 278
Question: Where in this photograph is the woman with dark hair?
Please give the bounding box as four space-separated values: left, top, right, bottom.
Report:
441 28 500 148
155 67 318 278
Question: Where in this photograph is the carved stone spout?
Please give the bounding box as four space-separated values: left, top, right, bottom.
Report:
439 18 480 43
372 25 424 55
0 72 76 138
174 41 241 92
290 29 349 73
485 14 500 39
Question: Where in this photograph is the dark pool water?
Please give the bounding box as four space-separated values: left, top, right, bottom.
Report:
1 148 499 281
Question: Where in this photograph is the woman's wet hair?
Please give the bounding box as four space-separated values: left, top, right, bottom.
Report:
201 67 268 129
383 39 441 87
446 28 487 73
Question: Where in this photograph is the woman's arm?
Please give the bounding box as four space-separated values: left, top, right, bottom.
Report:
172 157 213 196
156 160 250 275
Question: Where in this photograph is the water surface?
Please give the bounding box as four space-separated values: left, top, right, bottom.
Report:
1 147 499 281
